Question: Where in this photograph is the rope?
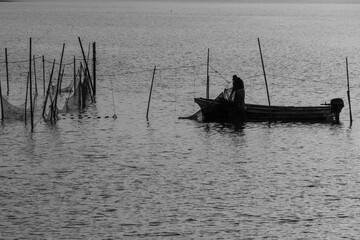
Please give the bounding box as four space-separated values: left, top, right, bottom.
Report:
157 64 206 71
0 56 94 66
44 59 77 66
266 74 341 85
245 93 258 104
6 59 29 64
207 64 262 104
209 64 231 84
116 64 206 76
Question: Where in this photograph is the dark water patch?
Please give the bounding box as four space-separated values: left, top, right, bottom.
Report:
124 231 182 238
148 221 162 226
324 195 341 202
235 161 248 164
81 154 109 159
54 169 73 174
105 208 117 212
347 196 360 200
119 223 143 227
184 218 197 222
0 175 12 180
278 217 301 224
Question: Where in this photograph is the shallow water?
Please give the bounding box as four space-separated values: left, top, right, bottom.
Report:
1 1 360 239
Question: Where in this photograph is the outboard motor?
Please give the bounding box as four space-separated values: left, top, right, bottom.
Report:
330 98 344 124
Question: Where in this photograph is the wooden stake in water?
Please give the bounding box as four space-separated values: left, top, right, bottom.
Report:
53 69 62 123
59 67 65 92
42 55 45 95
206 48 209 99
146 66 156 121
73 57 76 96
78 37 94 97
93 42 96 96
42 59 55 118
346 57 352 124
79 63 83 109
25 72 29 123
5 48 9 95
33 55 38 96
0 70 4 120
257 38 271 120
53 43 65 113
29 38 34 132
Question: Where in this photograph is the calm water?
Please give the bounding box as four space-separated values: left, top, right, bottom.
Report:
1 1 360 239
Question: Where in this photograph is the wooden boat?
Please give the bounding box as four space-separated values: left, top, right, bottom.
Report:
193 97 344 124
180 43 346 124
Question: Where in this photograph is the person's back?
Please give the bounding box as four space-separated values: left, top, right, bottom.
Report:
234 88 245 110
218 75 245 109
233 76 245 110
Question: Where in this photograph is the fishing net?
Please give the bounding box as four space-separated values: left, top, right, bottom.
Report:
0 76 92 122
42 73 94 121
0 95 43 121
0 97 31 120
221 88 234 102
0 38 97 125
61 76 93 112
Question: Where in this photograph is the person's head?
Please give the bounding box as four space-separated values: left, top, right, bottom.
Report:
232 75 238 87
232 75 243 89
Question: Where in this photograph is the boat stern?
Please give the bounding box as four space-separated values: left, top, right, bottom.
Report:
330 98 344 124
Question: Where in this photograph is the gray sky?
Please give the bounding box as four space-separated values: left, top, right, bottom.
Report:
6 0 360 4
7 0 360 2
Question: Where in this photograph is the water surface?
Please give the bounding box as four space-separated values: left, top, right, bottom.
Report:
1 1 360 239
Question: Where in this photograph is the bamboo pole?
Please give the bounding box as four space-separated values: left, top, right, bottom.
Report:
0 70 4 120
59 67 65 92
78 37 94 97
33 55 38 96
54 43 65 112
78 80 82 109
42 59 56 118
79 63 83 109
42 55 45 95
146 66 156 121
92 42 96 96
29 38 34 131
87 42 91 63
25 72 29 123
206 48 209 99
52 43 65 122
84 70 93 98
257 38 271 120
52 72 62 123
346 57 352 124
5 48 9 95
73 57 76 96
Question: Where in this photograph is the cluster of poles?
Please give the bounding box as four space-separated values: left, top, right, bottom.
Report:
3 38 349 126
0 37 97 132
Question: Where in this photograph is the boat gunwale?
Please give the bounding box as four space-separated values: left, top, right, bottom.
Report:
195 97 331 110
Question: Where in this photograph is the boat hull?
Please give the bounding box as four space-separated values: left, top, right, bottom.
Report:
195 97 343 123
